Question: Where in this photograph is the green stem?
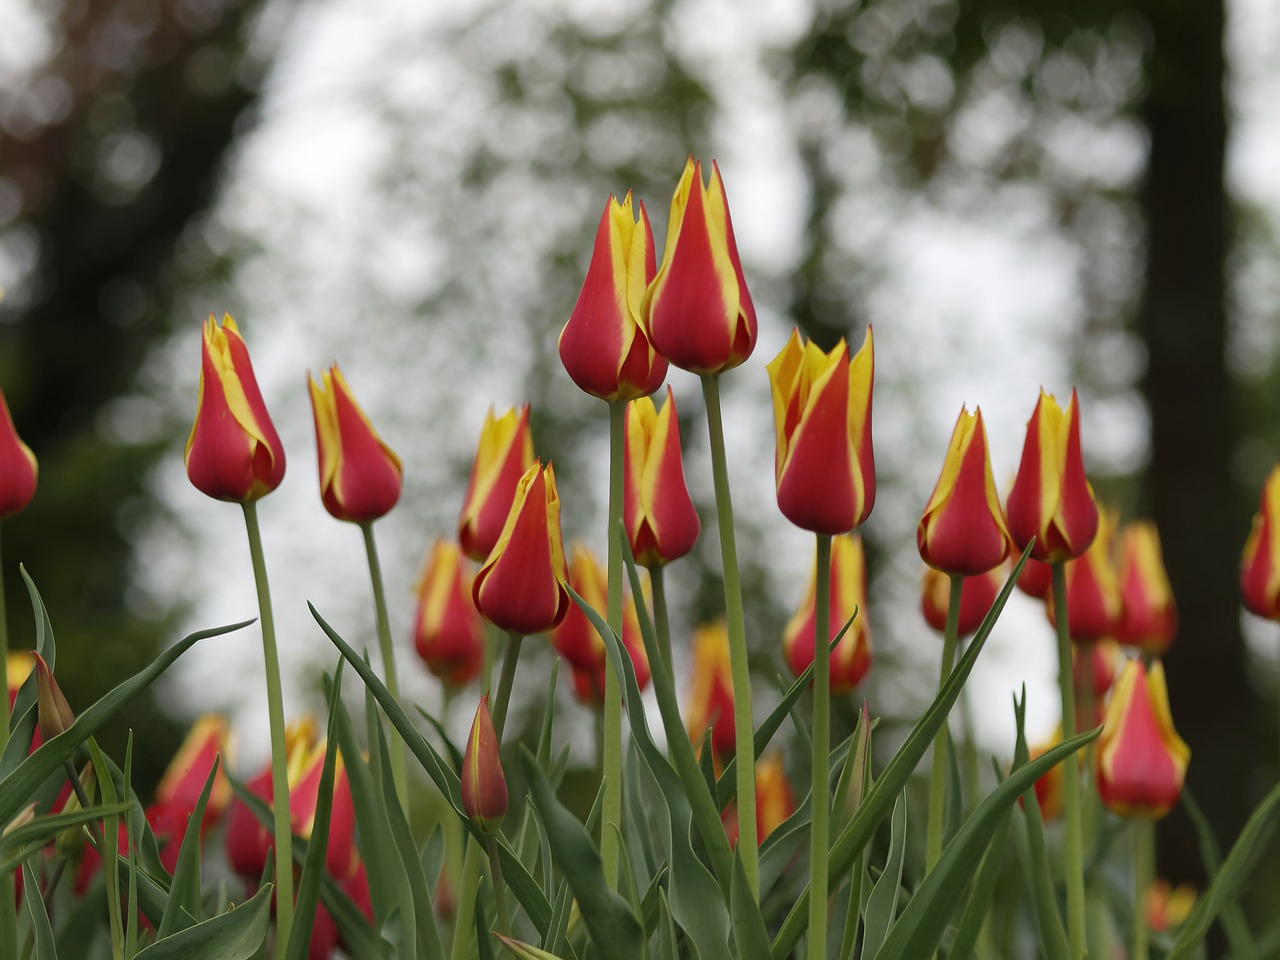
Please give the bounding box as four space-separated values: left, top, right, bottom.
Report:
650 564 673 675
1051 561 1087 958
925 574 963 874
960 683 983 815
0 527 14 960
63 760 122 960
449 839 482 960
486 835 511 934
602 400 625 890
1132 819 1153 960
241 501 294 959
701 374 758 897
806 534 832 960
491 633 524 740
0 526 10 755
361 522 409 811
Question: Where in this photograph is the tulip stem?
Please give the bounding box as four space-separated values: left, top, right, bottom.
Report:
1051 561 1087 959
241 501 294 960
0 529 14 960
650 564 673 674
0 526 9 754
806 533 832 960
701 374 758 898
1132 819 1153 960
925 573 963 876
361 522 409 811
602 400 626 891
449 839 482 960
486 835 511 934
491 633 523 740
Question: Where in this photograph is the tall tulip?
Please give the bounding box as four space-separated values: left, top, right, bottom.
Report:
0 385 36 520
1241 465 1280 620
685 622 736 763
782 533 872 693
1115 521 1178 654
559 193 666 402
412 540 484 689
458 405 534 563
641 158 757 376
624 387 700 568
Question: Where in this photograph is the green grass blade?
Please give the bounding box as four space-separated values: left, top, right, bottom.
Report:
156 758 221 938
862 791 908 955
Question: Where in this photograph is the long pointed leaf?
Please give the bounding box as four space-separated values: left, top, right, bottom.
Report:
133 882 274 960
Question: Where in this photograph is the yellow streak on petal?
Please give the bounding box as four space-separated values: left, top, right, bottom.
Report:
209 315 272 456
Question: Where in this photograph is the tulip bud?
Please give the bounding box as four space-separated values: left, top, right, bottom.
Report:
1095 659 1189 820
685 622 736 762
32 653 74 740
754 753 795 842
412 540 485 688
184 314 286 502
1005 388 1099 563
624 387 700 567
551 543 611 672
1146 879 1196 933
1016 557 1053 600
567 599 650 706
308 364 403 523
289 742 359 880
767 328 875 535
462 695 508 833
1115 521 1178 654
1072 639 1122 730
0 384 36 520
225 716 316 879
1241 465 1280 620
920 565 1003 639
641 158 757 375
559 193 667 402
155 714 233 824
458 405 535 563
1047 506 1122 643
783 534 872 694
473 461 570 636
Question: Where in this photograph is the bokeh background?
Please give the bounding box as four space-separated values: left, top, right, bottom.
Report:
1 0 1278 938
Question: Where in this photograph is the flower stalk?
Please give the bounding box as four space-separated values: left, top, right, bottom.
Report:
362 522 408 809
1052 561 1088 958
806 533 832 960
602 400 626 889
925 573 963 873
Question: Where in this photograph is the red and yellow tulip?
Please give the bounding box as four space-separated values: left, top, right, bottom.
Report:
185 315 286 502
920 565 1003 639
0 385 36 520
641 158 757 375
462 695 508 834
1146 879 1196 933
686 622 736 762
1049 506 1122 643
412 540 484 689
767 329 875 535
1241 465 1280 620
624 386 700 567
559 193 667 402
1115 520 1178 654
307 364 403 523
1005 388 1098 563
783 534 872 693
458 405 535 563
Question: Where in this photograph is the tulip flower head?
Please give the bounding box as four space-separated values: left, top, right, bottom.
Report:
473 461 570 636
155 714 232 822
920 565 1003 639
1146 880 1196 933
1095 659 1189 820
412 540 485 689
560 193 667 402
1115 520 1178 654
767 328 875 535
462 695 508 833
458 405 535 563
0 384 36 520
289 742 359 881
1072 639 1122 730
686 622 736 762
1005 388 1099 563
918 407 1010 575
1016 557 1053 600
32 653 74 741
308 364 403 523
225 716 317 879
1241 465 1280 620
185 314 286 502
783 533 872 693
1048 506 1122 643
624 386 701 567
570 617 651 707
641 158 757 375
755 752 795 841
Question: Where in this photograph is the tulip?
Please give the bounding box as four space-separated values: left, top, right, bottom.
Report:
641 158 757 375
1006 388 1099 563
1146 879 1196 933
289 742 359 881
921 565 1003 639
1095 659 1189 819
462 695 508 833
32 653 74 740
918 407 1010 575
755 752 795 841
766 329 875 535
1016 557 1053 600
685 622 736 761
1241 465 1280 620
552 544 611 672
0 385 36 520
458 405 535 563
307 364 403 523
153 714 232 827
559 193 667 402
412 540 484 689
624 387 700 567
1048 506 1122 643
185 314 286 502
568 604 650 706
783 534 872 694
473 461 570 636
1072 639 1122 730
1115 521 1178 654
225 717 317 879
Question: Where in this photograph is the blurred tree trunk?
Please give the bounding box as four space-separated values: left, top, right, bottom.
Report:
1137 0 1249 912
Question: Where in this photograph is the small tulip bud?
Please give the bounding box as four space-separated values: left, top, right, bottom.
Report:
32 653 74 740
462 695 507 834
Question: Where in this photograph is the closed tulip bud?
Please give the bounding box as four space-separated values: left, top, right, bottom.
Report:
624 387 700 567
918 408 1010 575
1016 557 1053 600
225 717 316 879
686 622 736 761
412 540 485 688
185 314 286 502
458 405 535 563
1095 659 1189 820
1115 521 1178 654
560 193 667 402
1006 388 1099 563
552 543 610 672
767 328 875 535
1047 506 1122 643
1146 880 1196 933
32 653 74 740
155 714 232 825
308 364 403 523
0 385 36 520
473 461 570 636
567 592 650 706
783 534 872 694
1072 639 1123 729
754 753 795 842
1241 465 1280 620
641 158 757 375
462 695 508 833
289 743 359 880
921 565 1003 639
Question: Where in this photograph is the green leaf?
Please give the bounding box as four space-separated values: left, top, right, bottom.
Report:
22 861 57 959
947 803 1010 960
157 757 222 938
729 848 772 960
1182 790 1258 960
132 883 274 960
495 936 568 960
862 791 908 955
